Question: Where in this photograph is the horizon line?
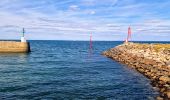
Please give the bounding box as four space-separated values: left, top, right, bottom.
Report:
0 39 169 42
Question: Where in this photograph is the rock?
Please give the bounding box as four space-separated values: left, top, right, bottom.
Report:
102 42 170 99
159 76 170 83
166 91 170 98
156 96 163 100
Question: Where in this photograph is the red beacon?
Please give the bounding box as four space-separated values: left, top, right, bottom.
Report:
125 26 132 43
90 33 92 49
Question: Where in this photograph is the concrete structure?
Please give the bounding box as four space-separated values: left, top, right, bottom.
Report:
0 28 30 53
0 41 30 53
21 37 26 42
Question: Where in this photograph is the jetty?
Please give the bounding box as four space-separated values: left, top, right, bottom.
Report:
0 28 30 53
103 42 170 99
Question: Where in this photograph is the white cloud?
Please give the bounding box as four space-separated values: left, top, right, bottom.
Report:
0 0 169 41
89 11 95 15
69 5 79 11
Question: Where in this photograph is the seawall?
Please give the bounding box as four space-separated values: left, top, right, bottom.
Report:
102 42 170 99
0 41 30 53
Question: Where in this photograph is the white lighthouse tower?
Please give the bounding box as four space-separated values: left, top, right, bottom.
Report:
21 28 27 42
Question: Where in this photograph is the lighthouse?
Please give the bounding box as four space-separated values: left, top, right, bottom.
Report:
21 28 27 42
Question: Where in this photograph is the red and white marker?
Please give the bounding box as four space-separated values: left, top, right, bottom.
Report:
125 26 132 43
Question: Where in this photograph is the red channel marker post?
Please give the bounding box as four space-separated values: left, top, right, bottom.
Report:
125 27 132 43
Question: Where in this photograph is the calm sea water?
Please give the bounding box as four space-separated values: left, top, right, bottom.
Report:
0 41 163 100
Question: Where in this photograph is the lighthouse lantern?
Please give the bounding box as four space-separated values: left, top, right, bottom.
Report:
21 28 27 42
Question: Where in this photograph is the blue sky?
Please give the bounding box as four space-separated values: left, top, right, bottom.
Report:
0 0 170 41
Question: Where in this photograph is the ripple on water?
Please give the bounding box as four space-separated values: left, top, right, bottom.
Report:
0 41 160 99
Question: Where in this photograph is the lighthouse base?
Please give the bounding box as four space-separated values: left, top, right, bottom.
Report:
21 37 26 42
0 41 30 53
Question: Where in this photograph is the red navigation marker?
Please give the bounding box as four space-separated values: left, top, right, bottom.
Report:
125 26 132 43
88 33 93 56
90 33 92 49
128 27 131 40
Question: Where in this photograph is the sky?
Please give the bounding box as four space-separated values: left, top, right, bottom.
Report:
0 0 170 41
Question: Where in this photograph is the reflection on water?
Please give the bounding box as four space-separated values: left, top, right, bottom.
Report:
0 41 160 99
0 53 30 68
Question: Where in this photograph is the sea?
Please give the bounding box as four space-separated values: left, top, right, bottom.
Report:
1 40 168 100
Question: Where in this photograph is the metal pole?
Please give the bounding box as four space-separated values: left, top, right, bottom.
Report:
23 28 25 37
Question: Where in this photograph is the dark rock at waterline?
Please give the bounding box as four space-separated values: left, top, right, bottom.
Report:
102 42 170 99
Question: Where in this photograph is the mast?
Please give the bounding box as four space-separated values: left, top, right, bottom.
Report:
22 28 25 37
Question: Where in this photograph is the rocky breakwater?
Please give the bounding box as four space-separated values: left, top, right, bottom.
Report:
102 42 170 99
